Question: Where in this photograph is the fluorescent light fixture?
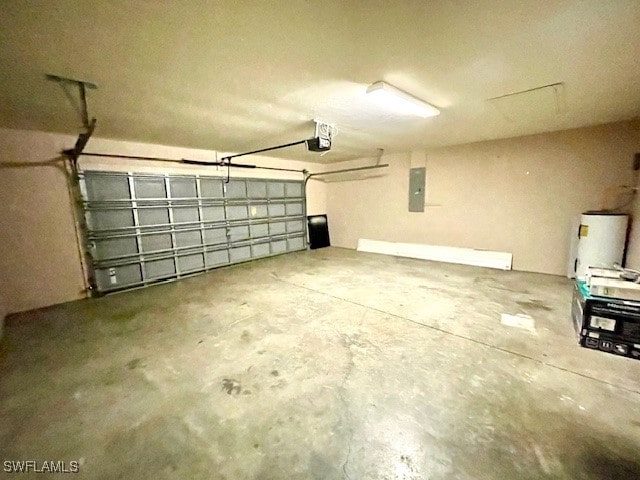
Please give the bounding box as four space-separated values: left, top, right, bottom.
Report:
366 81 440 118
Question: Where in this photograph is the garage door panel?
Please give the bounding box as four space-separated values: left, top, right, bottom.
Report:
230 246 251 262
227 205 248 220
247 181 267 198
288 237 305 251
286 203 303 216
175 230 202 248
141 233 172 253
169 178 197 198
268 203 285 217
286 220 304 233
205 249 229 267
178 253 205 272
270 222 286 235
268 182 285 198
94 236 138 259
138 208 170 226
250 224 269 238
229 226 249 241
286 183 302 197
134 177 166 198
173 206 200 223
226 180 246 198
271 240 287 253
80 171 305 293
85 175 130 201
204 227 227 245
146 258 176 279
95 264 142 291
252 243 270 257
202 206 225 222
250 205 268 218
89 210 135 230
201 179 224 198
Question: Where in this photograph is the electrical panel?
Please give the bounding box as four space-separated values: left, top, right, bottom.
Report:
409 167 425 212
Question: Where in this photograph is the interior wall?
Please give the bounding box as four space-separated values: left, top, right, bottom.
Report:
626 170 640 270
327 120 640 275
0 128 327 318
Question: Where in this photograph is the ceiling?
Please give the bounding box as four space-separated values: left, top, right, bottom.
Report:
1 1 639 162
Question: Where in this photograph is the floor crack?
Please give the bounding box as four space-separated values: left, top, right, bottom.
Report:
271 274 640 397
336 334 356 479
342 429 353 480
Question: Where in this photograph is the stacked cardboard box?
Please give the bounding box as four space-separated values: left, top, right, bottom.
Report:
572 274 640 360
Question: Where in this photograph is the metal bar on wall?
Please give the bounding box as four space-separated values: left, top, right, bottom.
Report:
79 152 306 174
127 174 148 285
164 175 180 278
306 164 389 181
65 159 95 294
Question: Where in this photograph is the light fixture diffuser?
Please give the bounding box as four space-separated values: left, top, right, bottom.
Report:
366 81 440 118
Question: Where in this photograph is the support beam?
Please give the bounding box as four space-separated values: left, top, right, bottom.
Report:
305 164 389 185
76 152 306 174
46 74 98 162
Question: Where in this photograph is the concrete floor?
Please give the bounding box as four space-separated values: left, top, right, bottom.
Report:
2 247 640 479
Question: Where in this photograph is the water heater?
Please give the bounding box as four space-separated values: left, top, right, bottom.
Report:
574 212 628 280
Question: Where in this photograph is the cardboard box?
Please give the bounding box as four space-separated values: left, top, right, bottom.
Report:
572 281 640 360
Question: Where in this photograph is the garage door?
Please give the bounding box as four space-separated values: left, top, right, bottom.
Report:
78 170 306 293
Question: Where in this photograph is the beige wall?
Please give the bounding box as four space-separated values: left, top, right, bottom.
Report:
627 169 640 270
0 129 83 321
327 120 640 275
0 128 327 318
2 121 637 319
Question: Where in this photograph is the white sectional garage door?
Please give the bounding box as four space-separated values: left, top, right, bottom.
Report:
79 171 306 293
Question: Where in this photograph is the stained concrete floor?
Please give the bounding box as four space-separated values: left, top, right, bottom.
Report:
2 247 640 479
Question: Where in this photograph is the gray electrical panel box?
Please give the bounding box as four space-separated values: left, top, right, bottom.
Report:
408 167 426 212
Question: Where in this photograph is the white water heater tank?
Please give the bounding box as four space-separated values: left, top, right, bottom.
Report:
575 211 628 280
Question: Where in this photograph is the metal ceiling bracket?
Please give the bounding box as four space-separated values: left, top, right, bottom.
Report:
214 138 320 183
46 74 98 163
304 164 390 186
46 74 99 297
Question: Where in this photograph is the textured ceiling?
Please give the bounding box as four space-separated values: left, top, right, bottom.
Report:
1 1 639 162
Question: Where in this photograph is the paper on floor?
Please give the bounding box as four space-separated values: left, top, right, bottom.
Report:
500 313 535 331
